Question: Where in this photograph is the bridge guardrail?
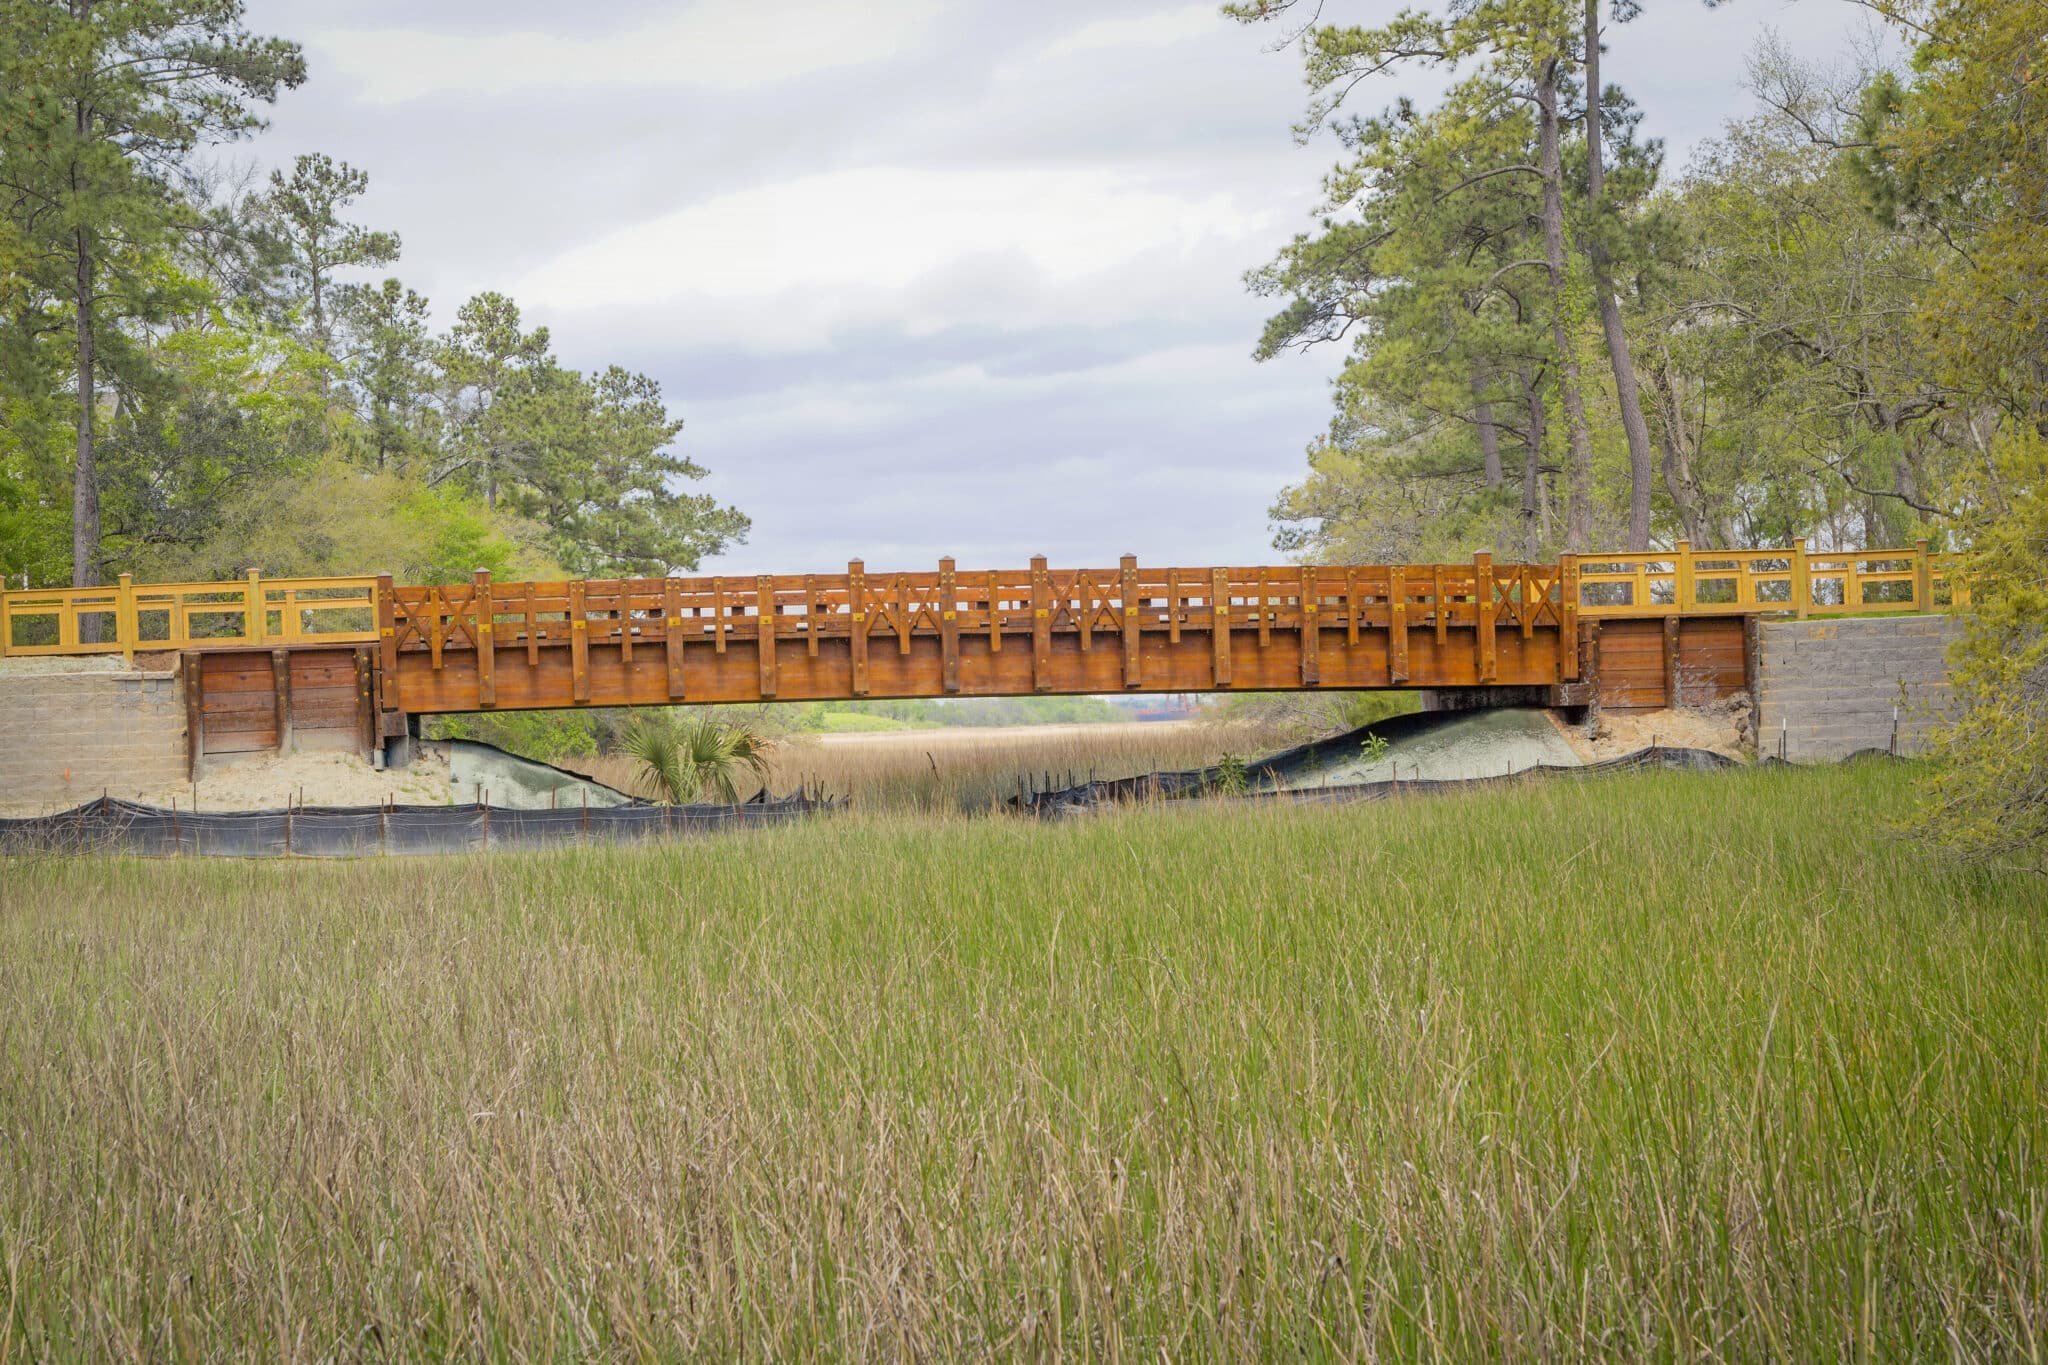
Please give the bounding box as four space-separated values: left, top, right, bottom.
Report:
1572 540 1966 618
1 543 1966 663
1 572 379 660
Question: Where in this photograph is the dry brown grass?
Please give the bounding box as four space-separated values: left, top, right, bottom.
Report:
569 718 1274 812
2 765 2044 1358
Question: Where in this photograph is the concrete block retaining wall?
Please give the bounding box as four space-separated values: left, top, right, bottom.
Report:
1756 615 1962 762
0 658 188 811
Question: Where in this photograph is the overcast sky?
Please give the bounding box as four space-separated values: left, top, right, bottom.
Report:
239 0 1878 575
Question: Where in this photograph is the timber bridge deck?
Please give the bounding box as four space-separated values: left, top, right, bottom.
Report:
2 542 1963 770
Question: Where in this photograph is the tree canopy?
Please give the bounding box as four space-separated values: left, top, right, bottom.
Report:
0 0 748 596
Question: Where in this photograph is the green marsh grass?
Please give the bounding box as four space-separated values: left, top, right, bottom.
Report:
0 762 2042 1358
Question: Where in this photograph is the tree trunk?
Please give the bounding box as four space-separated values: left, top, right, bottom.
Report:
1517 365 1547 562
73 228 100 596
1535 55 1597 552
1583 0 1656 550
1472 363 1503 489
1649 359 1710 547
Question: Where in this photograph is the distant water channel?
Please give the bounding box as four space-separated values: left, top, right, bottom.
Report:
1272 708 1581 789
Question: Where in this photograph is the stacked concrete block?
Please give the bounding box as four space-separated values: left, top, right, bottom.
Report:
1756 616 1962 762
0 660 188 810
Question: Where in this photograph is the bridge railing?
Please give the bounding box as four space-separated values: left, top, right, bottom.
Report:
0 572 379 660
1572 540 1968 618
1 545 1969 662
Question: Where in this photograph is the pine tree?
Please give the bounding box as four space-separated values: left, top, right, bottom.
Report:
0 0 303 592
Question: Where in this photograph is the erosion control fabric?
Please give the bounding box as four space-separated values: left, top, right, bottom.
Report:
0 793 839 858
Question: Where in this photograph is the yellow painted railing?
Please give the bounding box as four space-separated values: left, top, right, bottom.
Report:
1572 540 1968 618
0 572 379 659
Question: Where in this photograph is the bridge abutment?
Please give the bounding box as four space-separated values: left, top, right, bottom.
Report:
1755 615 1962 761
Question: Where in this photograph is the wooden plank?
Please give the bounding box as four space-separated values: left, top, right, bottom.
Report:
1211 567 1232 687
1791 538 1810 619
1167 569 1182 645
1345 568 1359 647
712 577 727 654
569 579 590 704
1031 556 1051 693
1387 564 1408 684
757 576 778 698
939 558 961 693
1299 564 1320 686
664 579 686 699
1475 552 1497 682
897 575 913 656
1257 568 1271 649
849 559 870 696
1434 565 1448 647
1121 555 1141 689
1519 565 1536 640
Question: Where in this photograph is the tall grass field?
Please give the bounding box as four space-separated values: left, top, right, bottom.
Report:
1 763 2043 1358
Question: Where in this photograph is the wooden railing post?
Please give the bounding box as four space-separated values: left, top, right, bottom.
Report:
245 569 264 646
1675 540 1695 613
1298 563 1319 686
1474 552 1497 683
1386 564 1408 685
1559 554 1579 682
805 574 821 658
1791 538 1810 619
939 557 961 693
1120 554 1141 689
757 575 778 698
116 572 136 662
1031 555 1051 693
376 574 398 712
664 578 686 699
473 568 495 708
1914 540 1932 612
848 559 870 697
568 580 590 703
1210 567 1232 688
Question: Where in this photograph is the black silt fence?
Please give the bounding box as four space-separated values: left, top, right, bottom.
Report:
0 794 839 858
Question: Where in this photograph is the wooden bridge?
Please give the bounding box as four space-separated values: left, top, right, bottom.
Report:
1 542 1963 768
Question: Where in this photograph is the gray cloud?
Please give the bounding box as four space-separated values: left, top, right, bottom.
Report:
238 0 1878 573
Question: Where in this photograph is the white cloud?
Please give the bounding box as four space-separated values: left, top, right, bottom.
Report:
514 165 1278 350
1043 5 1222 57
314 0 941 104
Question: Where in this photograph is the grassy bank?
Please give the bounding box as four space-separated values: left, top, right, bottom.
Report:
1 763 2043 1358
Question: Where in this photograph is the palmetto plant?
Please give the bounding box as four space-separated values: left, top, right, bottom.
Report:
621 712 774 805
